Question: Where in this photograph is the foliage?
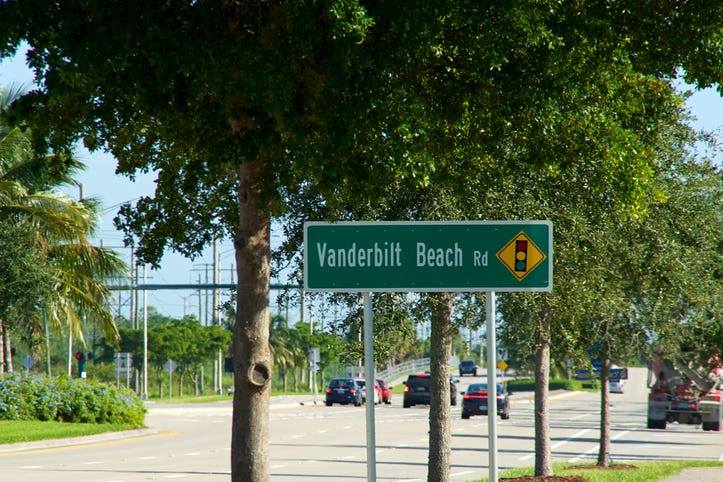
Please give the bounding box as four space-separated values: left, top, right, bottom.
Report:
1 85 127 350
4 2 723 480
506 378 580 393
0 372 145 426
119 316 232 395
0 219 53 344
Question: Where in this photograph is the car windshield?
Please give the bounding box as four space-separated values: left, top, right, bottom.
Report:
467 383 504 393
461 360 475 366
356 380 366 388
329 379 353 388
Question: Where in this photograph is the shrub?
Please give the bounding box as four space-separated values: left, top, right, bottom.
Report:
506 377 579 392
0 373 145 427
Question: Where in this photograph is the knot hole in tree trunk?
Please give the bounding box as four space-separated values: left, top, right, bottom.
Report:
249 362 270 387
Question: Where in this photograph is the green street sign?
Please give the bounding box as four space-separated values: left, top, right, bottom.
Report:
304 221 552 292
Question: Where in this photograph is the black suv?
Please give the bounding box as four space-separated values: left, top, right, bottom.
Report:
402 372 458 408
325 378 363 406
459 359 478 376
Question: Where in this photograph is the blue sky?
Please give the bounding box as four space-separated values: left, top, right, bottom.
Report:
1 47 721 322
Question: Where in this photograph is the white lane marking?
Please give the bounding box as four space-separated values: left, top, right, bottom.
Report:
451 470 475 477
271 464 286 469
82 461 102 465
183 452 200 456
520 428 592 460
569 430 631 462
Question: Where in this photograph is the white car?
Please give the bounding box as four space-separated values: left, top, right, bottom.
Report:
609 380 624 393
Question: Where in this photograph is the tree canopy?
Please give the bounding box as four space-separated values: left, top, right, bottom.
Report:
3 2 723 480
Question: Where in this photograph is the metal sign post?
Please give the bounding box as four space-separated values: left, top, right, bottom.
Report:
486 292 498 482
363 293 377 482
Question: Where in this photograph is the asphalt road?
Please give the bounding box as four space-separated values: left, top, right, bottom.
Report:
0 367 721 481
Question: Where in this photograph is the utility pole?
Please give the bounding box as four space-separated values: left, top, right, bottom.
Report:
213 238 222 394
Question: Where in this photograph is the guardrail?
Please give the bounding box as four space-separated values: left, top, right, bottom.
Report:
346 358 431 382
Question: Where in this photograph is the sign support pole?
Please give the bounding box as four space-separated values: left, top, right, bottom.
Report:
363 293 377 482
486 291 498 482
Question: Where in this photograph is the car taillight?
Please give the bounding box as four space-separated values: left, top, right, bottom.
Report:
690 402 697 409
326 387 332 393
350 388 356 393
404 386 410 393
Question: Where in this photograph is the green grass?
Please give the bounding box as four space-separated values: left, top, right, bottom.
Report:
471 461 723 481
0 420 138 445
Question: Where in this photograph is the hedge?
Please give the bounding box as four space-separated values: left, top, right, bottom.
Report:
0 373 146 427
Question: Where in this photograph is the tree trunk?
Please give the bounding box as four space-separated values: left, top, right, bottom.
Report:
0 319 4 375
427 292 455 482
534 299 553 477
2 323 12 373
231 161 272 482
597 353 611 466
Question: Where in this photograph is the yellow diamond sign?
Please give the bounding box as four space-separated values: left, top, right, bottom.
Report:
496 231 547 281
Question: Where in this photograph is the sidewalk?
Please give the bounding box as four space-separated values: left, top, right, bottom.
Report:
659 467 723 482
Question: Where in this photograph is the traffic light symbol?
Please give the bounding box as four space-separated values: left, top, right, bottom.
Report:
496 231 547 281
515 240 528 272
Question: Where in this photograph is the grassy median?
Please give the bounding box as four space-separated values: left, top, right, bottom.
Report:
0 420 139 445
473 460 723 481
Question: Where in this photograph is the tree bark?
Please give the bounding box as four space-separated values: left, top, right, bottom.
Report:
534 299 552 477
231 160 272 482
597 351 611 467
427 292 455 482
0 319 4 375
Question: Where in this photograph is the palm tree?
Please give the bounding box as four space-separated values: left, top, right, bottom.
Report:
0 84 126 373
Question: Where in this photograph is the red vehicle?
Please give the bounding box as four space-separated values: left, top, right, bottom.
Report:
647 356 722 431
376 379 392 404
355 378 383 405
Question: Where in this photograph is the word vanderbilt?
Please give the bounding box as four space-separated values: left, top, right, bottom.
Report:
314 241 489 268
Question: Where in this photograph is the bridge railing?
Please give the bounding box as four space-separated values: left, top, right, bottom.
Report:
345 357 431 383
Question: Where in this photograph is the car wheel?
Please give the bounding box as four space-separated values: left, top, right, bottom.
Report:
703 420 721 431
403 400 411 408
326 401 332 407
501 411 510 420
473 369 477 376
462 411 470 419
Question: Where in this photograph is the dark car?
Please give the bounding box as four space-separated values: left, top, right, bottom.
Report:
459 359 478 376
325 378 363 406
403 372 458 408
461 382 510 419
376 379 392 404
